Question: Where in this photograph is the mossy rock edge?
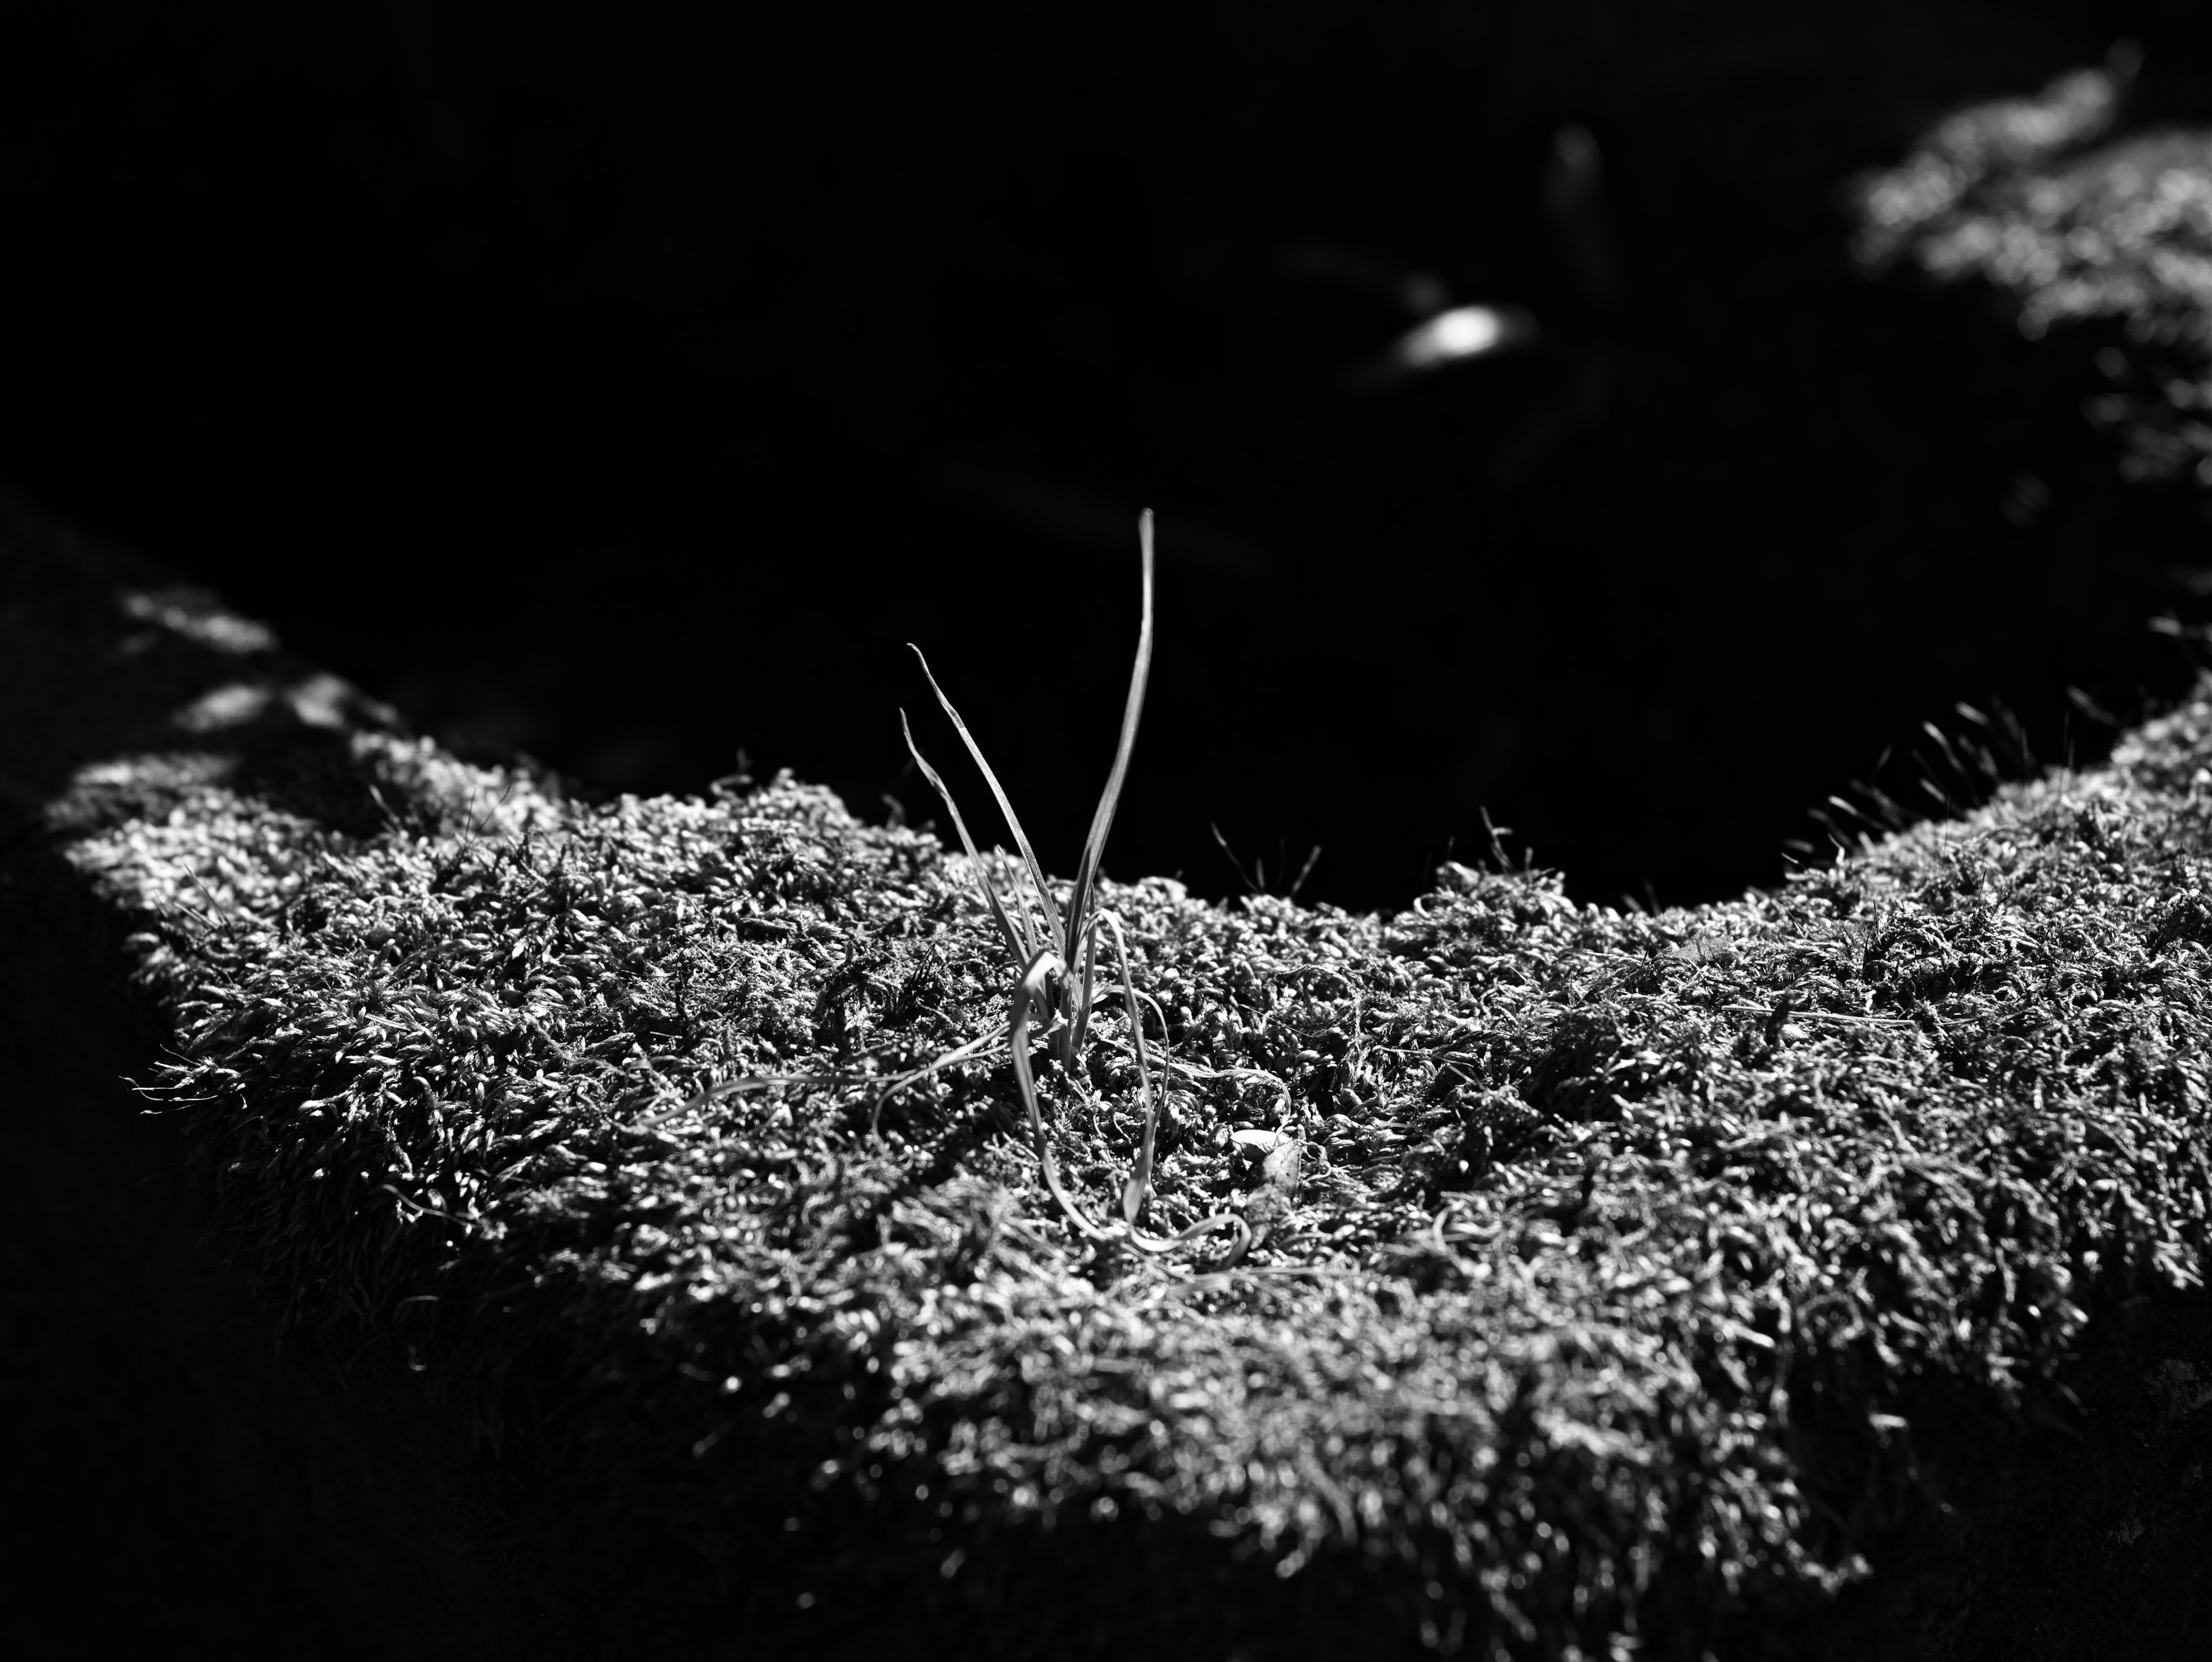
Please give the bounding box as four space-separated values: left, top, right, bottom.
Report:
5 490 2210 1659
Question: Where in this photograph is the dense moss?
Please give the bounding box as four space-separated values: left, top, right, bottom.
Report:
22 526 2211 1653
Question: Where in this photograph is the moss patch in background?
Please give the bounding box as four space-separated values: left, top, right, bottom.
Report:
1852 44 2212 497
6 492 2211 1657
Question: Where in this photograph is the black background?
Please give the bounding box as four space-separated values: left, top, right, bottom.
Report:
9 1 2212 915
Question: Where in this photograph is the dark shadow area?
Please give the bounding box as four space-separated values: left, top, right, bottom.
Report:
12 5 2212 917
0 811 592 1659
1772 1290 2212 1661
0 509 607 1656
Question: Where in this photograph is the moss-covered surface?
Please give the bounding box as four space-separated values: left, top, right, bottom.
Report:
1851 51 2212 497
7 493 2212 1656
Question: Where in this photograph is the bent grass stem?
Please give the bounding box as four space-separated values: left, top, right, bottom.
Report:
900 511 1246 1259
677 514 1247 1260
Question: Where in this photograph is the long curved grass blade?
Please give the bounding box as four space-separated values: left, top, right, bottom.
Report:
1065 510 1154 962
1134 1212 1252 1259
866 1028 1003 1142
656 1070 860 1121
1010 946 1118 1241
908 644 1063 955
902 709 1031 967
1009 948 1059 1157
1009 944 1252 1259
1061 904 1101 1067
1088 909 1160 1225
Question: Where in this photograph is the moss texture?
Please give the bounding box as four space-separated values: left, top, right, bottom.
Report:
7 490 2211 1657
1850 51 2212 497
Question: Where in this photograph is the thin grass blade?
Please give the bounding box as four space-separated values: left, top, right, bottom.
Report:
1065 510 1154 962
1088 910 1160 1224
908 645 1063 953
1062 908 1101 1067
866 1028 1002 1142
902 709 1032 967
1014 941 1248 1260
1010 947 1116 1241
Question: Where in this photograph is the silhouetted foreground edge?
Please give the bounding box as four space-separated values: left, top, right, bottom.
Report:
3 491 2209 1659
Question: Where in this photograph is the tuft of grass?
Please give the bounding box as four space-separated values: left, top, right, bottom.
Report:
902 510 1245 1255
